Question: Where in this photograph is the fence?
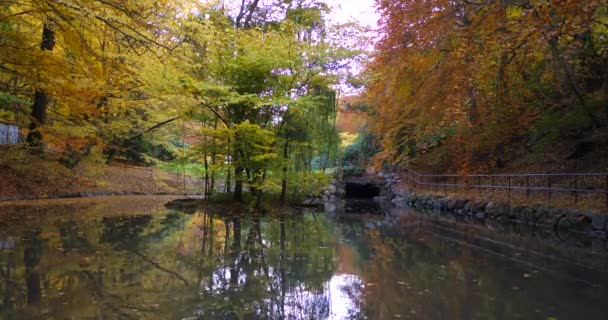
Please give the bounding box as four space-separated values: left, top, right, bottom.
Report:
109 162 206 195
399 168 608 211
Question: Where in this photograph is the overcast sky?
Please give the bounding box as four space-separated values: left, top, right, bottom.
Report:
324 0 379 29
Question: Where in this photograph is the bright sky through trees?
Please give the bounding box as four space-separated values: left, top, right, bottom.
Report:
325 0 379 29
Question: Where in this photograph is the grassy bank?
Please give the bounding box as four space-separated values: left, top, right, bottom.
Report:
0 146 204 199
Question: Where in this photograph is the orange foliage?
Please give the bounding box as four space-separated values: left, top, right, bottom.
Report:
366 0 607 171
337 95 368 134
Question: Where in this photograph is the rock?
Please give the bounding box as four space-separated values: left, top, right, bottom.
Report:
391 197 404 204
592 215 608 231
510 205 525 216
535 209 553 227
373 196 386 203
464 201 473 212
517 207 534 224
446 199 458 211
303 198 323 206
486 202 510 218
475 211 486 220
328 184 337 194
533 206 552 225
455 199 469 209
471 202 487 213
325 203 337 213
558 209 593 233
485 201 496 211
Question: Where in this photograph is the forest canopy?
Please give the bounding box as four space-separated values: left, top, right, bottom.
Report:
365 0 608 172
0 0 366 203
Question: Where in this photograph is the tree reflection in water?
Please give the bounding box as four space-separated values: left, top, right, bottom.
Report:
1 200 608 319
0 202 359 319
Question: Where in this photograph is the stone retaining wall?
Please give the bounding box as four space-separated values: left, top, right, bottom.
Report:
380 172 608 240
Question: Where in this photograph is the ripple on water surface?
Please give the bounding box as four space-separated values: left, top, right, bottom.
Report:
0 196 606 319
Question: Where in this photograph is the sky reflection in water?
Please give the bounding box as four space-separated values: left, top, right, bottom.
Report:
0 197 607 319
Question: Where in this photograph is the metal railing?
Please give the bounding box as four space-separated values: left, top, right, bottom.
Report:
399 168 608 211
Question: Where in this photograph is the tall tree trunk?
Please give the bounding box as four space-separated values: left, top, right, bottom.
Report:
225 165 232 194
203 122 210 198
27 22 55 147
323 89 339 173
210 121 218 195
204 146 209 198
548 38 586 106
234 166 244 201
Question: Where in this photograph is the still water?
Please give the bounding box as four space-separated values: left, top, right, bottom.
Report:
0 196 606 320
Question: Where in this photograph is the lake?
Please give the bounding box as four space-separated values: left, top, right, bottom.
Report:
0 196 606 319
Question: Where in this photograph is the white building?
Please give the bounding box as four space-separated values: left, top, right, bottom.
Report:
0 121 19 145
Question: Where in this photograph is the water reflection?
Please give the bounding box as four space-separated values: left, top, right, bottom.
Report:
0 198 607 319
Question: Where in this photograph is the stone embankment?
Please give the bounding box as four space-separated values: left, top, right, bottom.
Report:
323 177 383 215
323 181 345 215
0 191 198 202
380 172 608 240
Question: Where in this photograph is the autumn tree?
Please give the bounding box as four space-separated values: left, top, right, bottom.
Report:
366 0 608 171
0 0 182 154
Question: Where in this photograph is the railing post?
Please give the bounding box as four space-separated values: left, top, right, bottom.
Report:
605 175 607 209
526 176 530 200
548 176 552 203
574 175 578 205
508 176 511 202
397 170 607 210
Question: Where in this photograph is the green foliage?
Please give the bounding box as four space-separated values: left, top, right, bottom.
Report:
0 0 362 202
530 102 602 151
59 143 94 169
342 164 366 177
342 127 378 163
